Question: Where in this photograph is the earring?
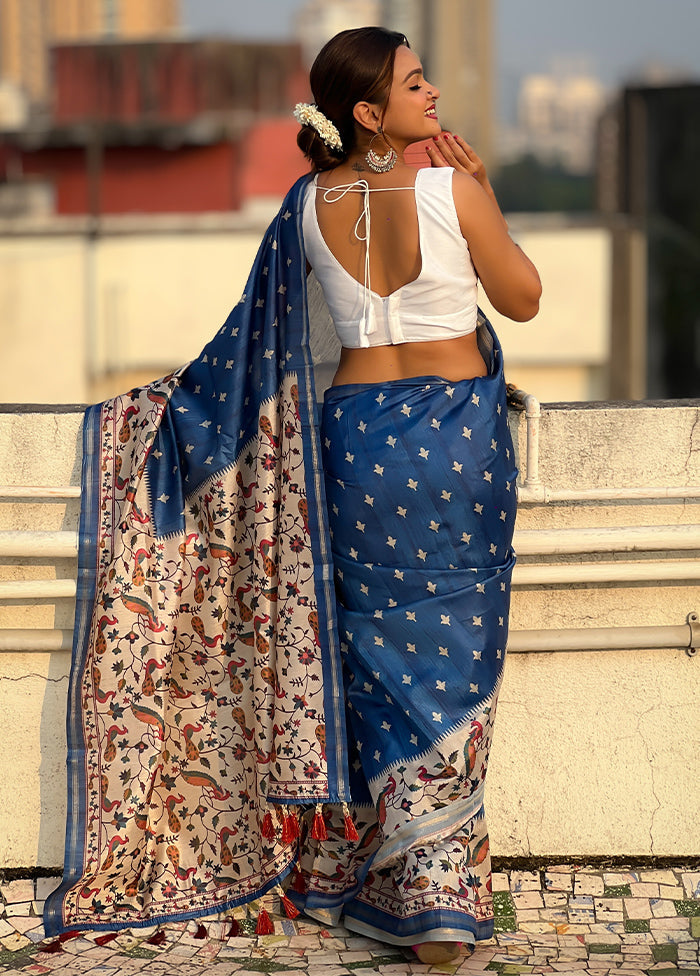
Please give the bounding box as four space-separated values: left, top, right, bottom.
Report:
365 127 398 173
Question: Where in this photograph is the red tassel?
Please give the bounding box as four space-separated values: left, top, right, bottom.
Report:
281 894 300 919
343 803 359 842
281 810 299 844
42 930 82 954
194 923 207 939
42 942 65 955
255 907 275 935
261 811 275 839
310 803 328 841
227 918 241 937
95 932 119 946
291 866 306 893
146 930 167 946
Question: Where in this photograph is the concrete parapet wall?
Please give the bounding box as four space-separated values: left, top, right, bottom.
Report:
0 400 698 868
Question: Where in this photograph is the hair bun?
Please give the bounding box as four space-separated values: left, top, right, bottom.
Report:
297 125 345 172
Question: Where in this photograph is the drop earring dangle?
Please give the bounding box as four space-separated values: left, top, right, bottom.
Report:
365 127 398 173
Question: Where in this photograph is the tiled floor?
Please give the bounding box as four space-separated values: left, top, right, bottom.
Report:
1 865 699 975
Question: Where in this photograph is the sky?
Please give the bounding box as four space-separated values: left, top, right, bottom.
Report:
181 0 700 118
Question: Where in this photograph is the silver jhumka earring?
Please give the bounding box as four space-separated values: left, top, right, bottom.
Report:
365 127 398 173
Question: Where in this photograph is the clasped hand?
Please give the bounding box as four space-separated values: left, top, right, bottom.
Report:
426 132 489 189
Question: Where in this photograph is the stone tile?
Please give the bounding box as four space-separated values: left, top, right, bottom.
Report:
568 895 594 909
0 879 35 904
549 968 589 975
594 898 624 913
2 902 33 917
544 871 572 893
497 932 532 945
629 881 660 899
624 897 652 919
658 886 685 901
573 875 605 897
0 930 32 951
519 922 557 934
650 916 692 932
639 870 682 885
602 872 639 887
585 931 621 946
595 912 624 924
651 899 682 918
557 934 588 948
491 872 510 892
540 909 567 923
516 909 545 923
652 933 698 948
543 892 568 908
680 871 700 899
513 891 545 910
588 922 625 935
511 871 542 892
8 916 42 935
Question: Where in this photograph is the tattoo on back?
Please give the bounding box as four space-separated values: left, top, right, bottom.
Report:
352 161 366 173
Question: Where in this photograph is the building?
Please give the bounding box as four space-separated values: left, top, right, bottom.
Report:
0 39 309 217
597 83 700 399
295 0 494 165
379 0 493 166
0 0 179 105
499 68 606 174
295 0 380 66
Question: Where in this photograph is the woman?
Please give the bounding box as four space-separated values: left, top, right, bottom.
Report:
291 27 541 966
45 25 539 965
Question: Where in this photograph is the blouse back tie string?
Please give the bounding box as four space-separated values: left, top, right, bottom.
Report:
317 179 415 347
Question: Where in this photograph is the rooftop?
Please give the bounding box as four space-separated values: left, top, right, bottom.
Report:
1 863 699 974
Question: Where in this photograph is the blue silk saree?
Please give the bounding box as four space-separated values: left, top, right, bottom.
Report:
45 173 517 949
292 320 517 947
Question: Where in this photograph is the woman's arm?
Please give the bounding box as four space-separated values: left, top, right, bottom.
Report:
426 134 541 322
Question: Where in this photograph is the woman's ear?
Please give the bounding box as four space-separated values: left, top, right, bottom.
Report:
353 101 381 133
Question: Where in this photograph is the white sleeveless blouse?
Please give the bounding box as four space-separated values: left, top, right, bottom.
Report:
302 166 479 349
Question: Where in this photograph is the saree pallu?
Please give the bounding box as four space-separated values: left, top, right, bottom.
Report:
293 320 517 946
44 175 352 937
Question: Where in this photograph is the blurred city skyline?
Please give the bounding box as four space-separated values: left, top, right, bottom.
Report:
182 0 700 116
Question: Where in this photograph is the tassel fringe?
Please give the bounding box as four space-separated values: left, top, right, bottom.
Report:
261 810 275 839
310 803 328 840
95 932 119 947
343 802 359 841
146 930 167 946
281 809 299 844
291 865 307 893
194 923 207 939
42 930 82 954
227 918 241 937
281 893 300 918
255 907 275 935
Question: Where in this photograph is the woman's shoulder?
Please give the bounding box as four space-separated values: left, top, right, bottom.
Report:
415 164 453 186
416 165 479 204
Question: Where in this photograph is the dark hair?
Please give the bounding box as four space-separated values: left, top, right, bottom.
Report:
297 26 408 172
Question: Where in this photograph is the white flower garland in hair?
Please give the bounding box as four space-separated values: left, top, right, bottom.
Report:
293 102 343 151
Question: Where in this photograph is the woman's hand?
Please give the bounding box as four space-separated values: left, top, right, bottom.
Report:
426 133 489 189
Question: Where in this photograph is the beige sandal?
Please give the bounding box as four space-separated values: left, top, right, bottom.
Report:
412 941 462 965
